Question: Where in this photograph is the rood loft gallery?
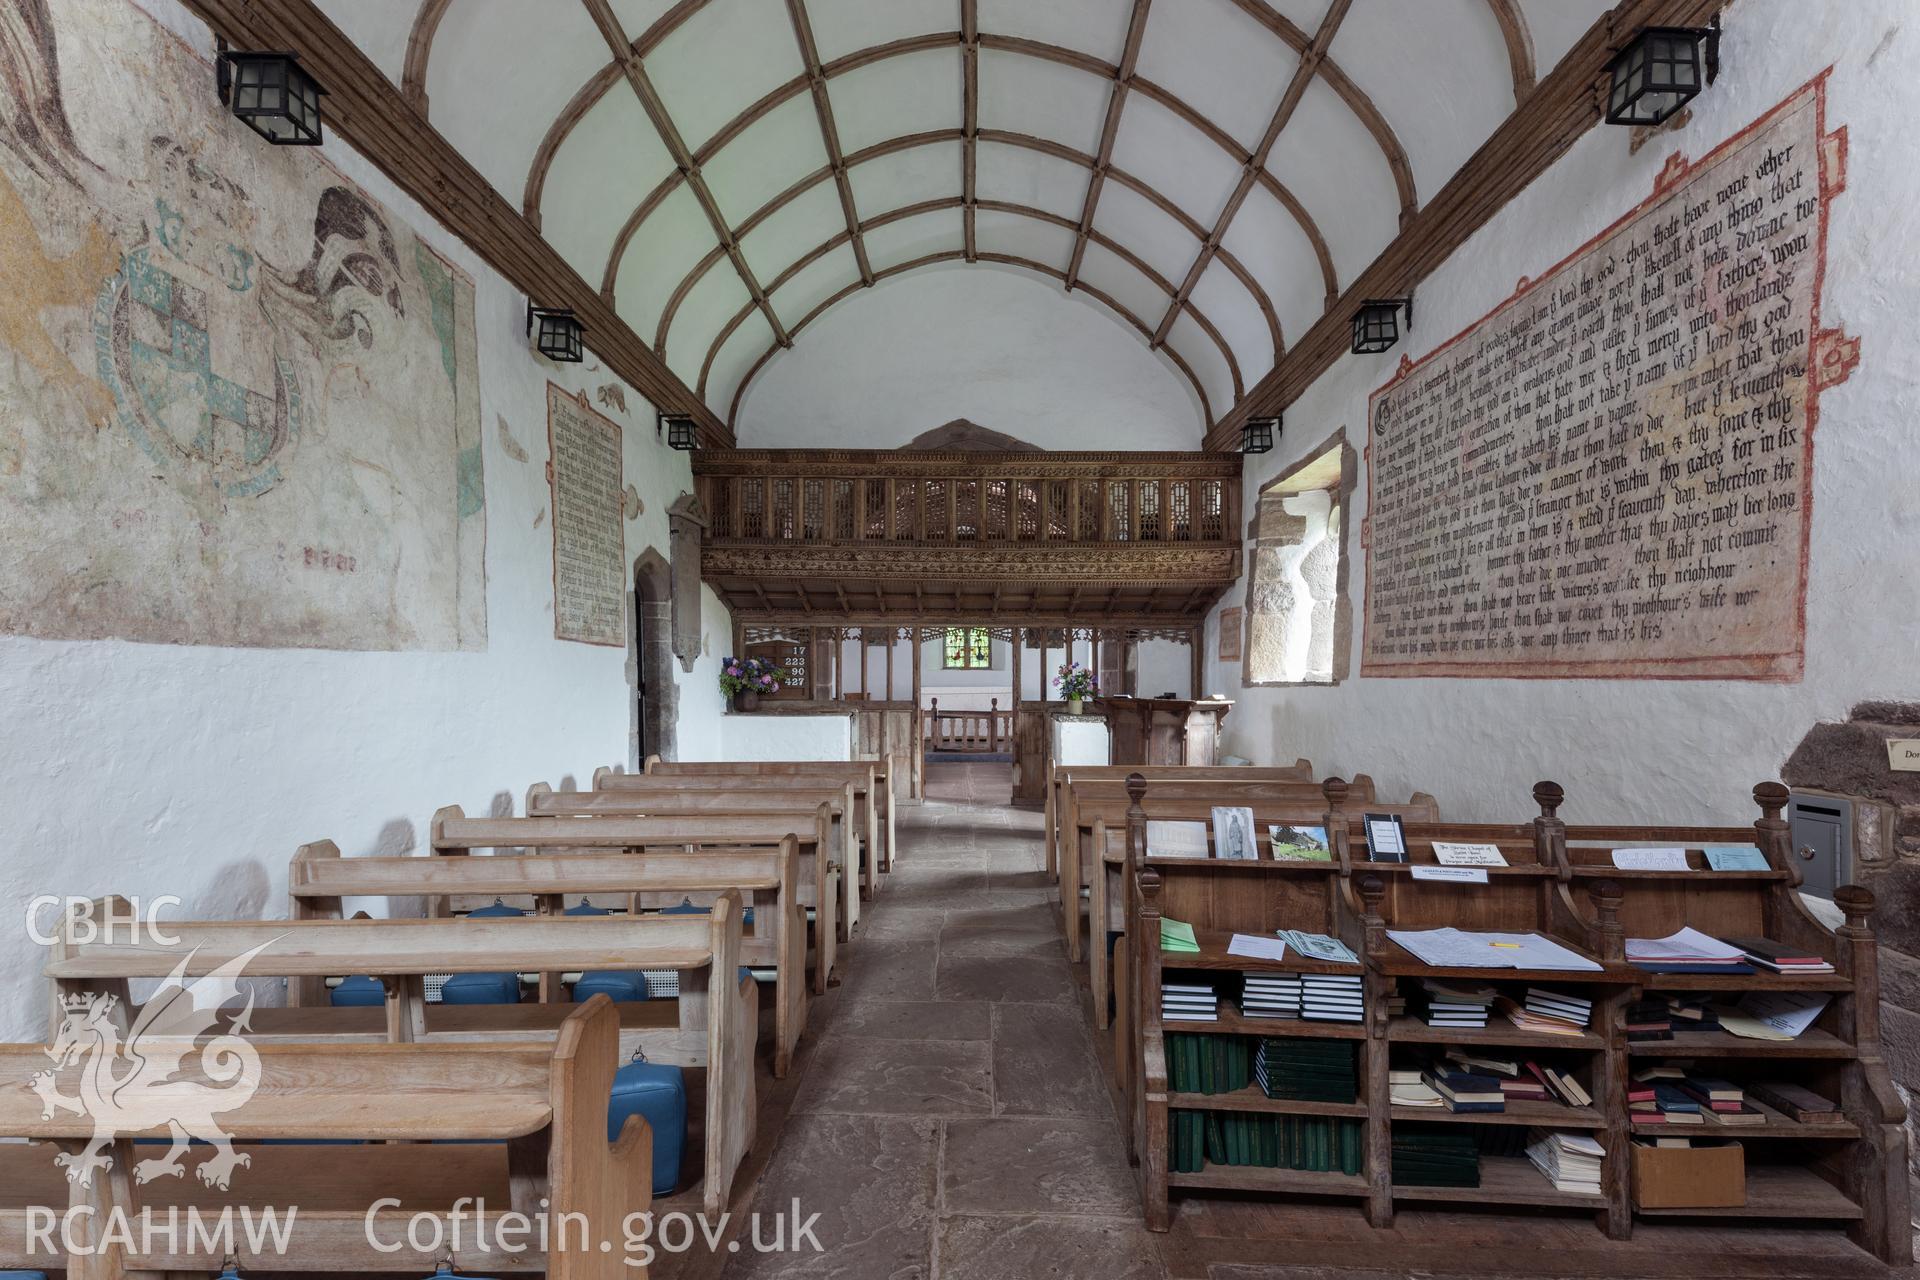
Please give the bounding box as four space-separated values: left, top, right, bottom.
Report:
3 0 1917 1276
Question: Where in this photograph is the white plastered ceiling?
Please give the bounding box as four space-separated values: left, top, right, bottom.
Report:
321 0 1607 438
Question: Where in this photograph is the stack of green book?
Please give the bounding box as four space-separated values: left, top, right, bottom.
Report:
1165 1032 1254 1095
1170 1110 1363 1174
1254 1037 1358 1103
1390 1126 1480 1187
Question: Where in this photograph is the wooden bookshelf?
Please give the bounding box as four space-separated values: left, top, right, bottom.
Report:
1167 1165 1368 1196
1386 1015 1603 1051
1633 1164 1864 1220
1169 1085 1368 1117
1114 773 1910 1268
1392 1154 1603 1208
1389 1099 1608 1129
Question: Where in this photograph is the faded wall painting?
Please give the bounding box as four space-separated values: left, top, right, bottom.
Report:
1362 79 1849 681
0 0 485 649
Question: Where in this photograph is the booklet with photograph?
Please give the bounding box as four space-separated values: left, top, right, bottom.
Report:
1269 823 1332 861
1363 812 1409 863
1211 807 1259 860
1146 820 1210 859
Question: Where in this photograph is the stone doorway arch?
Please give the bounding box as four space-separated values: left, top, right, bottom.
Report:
631 548 676 765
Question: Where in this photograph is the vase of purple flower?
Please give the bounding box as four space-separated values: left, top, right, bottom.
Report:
720 656 788 712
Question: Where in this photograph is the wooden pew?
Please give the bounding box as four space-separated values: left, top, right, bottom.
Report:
637 757 895 875
0 997 649 1277
44 904 755 1217
433 806 839 995
538 778 867 933
1058 774 1384 967
1046 759 1314 881
289 839 809 1078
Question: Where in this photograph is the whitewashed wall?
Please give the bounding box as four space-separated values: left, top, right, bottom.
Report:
1204 0 1920 826
0 0 730 1039
716 715 852 761
736 265 1204 449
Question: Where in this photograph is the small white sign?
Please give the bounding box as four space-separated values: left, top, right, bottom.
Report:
1431 842 1508 867
1411 866 1489 884
1611 847 1692 871
1889 739 1920 773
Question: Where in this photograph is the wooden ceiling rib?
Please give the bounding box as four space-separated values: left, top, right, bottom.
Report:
176 0 732 445
700 196 1242 416
532 28 1346 380
1205 0 1732 450
1486 0 1537 100
786 0 874 285
399 0 450 112
1064 0 1152 290
961 0 979 263
577 0 791 357
1149 0 1352 350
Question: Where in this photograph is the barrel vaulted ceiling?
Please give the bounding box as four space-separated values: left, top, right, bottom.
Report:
315 0 1609 437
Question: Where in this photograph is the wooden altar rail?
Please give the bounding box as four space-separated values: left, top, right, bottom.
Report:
924 700 1012 754
694 451 1240 547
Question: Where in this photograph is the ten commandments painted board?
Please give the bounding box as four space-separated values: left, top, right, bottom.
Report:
547 384 626 647
1362 80 1848 681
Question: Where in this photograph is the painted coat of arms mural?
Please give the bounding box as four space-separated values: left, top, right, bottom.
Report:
0 0 485 649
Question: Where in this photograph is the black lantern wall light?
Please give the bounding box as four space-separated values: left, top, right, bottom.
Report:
1351 297 1411 355
1605 22 1719 127
1241 417 1278 455
659 414 698 451
527 305 585 363
216 42 325 146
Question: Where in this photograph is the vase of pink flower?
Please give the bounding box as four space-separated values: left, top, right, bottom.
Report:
720 655 788 711
1055 661 1097 715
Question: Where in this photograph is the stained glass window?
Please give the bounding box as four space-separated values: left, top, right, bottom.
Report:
943 627 992 669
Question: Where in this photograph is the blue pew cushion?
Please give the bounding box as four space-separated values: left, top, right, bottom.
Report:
608 1053 687 1197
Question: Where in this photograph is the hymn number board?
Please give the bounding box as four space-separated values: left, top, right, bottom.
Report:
745 638 810 701
1362 82 1844 682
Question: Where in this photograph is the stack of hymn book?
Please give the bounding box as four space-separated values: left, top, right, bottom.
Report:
1239 971 1302 1019
1724 937 1836 975
1403 1051 1591 1112
1389 1066 1443 1108
1165 1032 1253 1094
1301 971 1364 1022
1524 1130 1605 1195
1624 998 1674 1042
1497 987 1592 1035
1421 1064 1506 1113
1163 979 1219 1023
1748 1081 1844 1125
1254 1037 1358 1103
1410 978 1496 1028
1391 1128 1480 1187
1170 1111 1364 1175
1629 1067 1767 1126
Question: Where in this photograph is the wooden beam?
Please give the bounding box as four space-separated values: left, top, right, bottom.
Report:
578 0 791 354
788 0 874 286
1150 0 1349 348
1065 0 1152 288
1204 0 1729 449
400 0 451 113
177 0 732 446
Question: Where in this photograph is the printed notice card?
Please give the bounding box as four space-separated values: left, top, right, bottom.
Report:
1146 821 1210 859
1705 845 1771 871
1611 848 1692 871
1431 842 1508 867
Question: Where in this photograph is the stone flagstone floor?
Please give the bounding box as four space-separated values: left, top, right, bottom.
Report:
720 760 1167 1280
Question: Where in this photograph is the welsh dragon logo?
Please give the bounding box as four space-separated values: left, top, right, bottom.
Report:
32 942 276 1190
